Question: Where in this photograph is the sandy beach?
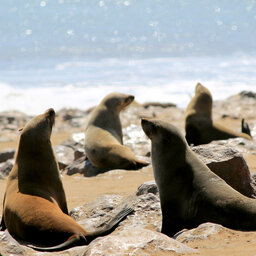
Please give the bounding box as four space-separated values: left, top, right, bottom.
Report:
1 92 256 255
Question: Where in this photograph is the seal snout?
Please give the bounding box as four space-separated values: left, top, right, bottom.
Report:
125 95 135 104
141 118 155 138
46 108 55 116
45 108 55 126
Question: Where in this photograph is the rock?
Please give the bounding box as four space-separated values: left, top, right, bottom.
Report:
70 194 125 227
84 227 197 256
0 159 14 179
239 91 256 99
56 108 88 129
70 180 162 232
54 145 75 170
136 180 158 196
0 230 30 255
64 156 86 175
0 149 15 163
0 229 86 256
64 157 107 177
142 102 177 108
192 143 256 198
209 138 256 154
175 222 233 243
0 111 29 128
74 148 85 160
214 92 256 120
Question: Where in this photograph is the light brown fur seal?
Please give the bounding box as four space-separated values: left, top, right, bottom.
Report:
142 118 256 237
0 109 133 251
185 83 252 145
85 92 148 170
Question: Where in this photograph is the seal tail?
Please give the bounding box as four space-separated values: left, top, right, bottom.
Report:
27 234 87 252
86 203 134 243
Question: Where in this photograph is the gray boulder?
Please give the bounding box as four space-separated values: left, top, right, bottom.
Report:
192 143 256 198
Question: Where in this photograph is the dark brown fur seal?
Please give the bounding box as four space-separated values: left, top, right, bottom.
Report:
185 83 252 145
0 109 133 251
142 118 256 237
85 92 148 170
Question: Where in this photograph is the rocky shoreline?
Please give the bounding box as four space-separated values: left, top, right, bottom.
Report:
1 91 256 255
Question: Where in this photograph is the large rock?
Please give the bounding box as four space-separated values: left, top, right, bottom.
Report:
64 157 108 177
175 222 233 243
83 227 197 256
192 143 256 198
136 180 158 196
0 229 86 256
0 230 30 255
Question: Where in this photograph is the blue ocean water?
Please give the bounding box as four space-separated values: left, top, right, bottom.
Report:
0 1 256 114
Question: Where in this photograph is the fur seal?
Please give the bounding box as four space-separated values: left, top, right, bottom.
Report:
85 92 148 170
0 109 133 251
185 83 252 145
142 118 256 237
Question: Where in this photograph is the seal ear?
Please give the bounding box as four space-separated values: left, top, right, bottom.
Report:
18 127 24 132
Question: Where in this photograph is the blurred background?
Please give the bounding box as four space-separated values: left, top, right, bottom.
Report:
0 0 255 114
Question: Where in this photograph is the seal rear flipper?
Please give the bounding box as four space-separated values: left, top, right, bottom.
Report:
241 119 252 138
27 235 87 252
131 159 149 170
86 203 134 243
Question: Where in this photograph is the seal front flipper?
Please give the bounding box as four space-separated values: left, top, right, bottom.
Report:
126 159 149 170
241 119 252 138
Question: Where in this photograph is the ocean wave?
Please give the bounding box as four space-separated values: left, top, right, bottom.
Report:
0 56 256 115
